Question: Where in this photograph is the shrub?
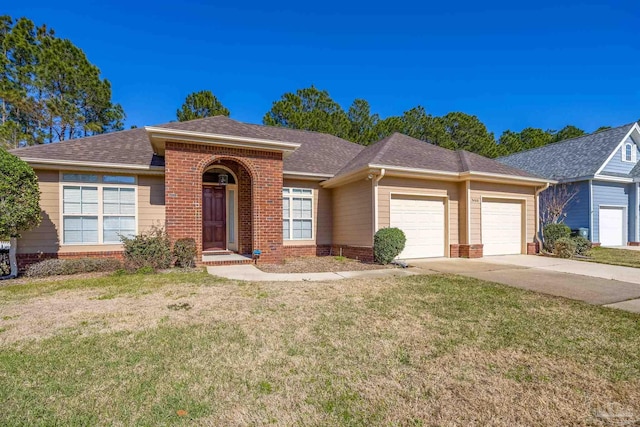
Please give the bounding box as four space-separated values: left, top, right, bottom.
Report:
374 227 406 264
554 237 576 259
543 223 571 252
25 257 122 277
173 238 197 268
572 236 592 256
120 226 172 271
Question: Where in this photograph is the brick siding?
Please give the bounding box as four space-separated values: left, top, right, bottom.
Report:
459 244 483 258
165 141 284 263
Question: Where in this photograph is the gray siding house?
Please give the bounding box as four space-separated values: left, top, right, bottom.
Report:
498 123 640 246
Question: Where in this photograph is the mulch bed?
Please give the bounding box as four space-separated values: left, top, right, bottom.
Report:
257 256 394 273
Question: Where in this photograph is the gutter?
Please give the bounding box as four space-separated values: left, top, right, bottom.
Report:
372 169 386 232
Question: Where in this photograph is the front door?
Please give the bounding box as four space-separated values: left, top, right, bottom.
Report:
203 186 226 250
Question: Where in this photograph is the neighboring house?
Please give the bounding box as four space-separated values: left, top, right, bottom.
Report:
499 122 640 247
10 116 550 269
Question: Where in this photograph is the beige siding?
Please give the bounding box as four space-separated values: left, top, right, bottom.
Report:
378 177 460 245
282 179 332 245
17 170 60 254
470 182 536 246
18 170 166 254
458 182 468 244
138 175 166 232
332 178 373 246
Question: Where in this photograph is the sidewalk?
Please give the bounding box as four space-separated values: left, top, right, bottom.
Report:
207 264 418 282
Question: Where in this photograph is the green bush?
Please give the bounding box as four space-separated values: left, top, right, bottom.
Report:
173 238 197 268
120 226 172 271
25 257 122 277
553 237 576 258
374 227 406 264
572 236 592 256
0 252 10 276
543 223 571 252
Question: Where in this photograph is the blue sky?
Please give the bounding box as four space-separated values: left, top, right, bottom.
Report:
6 0 640 135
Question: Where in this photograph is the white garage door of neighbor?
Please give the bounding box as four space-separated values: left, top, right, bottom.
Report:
481 200 522 256
390 197 445 259
599 207 625 247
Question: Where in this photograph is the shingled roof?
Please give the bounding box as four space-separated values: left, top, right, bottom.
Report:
335 133 541 179
497 123 637 180
11 116 364 175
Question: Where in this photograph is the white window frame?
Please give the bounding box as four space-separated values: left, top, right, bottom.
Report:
282 187 314 241
60 173 138 245
622 142 636 163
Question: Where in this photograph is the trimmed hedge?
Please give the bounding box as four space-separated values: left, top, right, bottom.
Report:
173 238 197 268
543 223 571 252
374 227 406 264
25 258 122 277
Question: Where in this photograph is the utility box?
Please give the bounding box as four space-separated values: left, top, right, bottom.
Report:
578 228 589 239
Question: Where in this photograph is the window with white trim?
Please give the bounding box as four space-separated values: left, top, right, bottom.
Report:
623 142 636 162
62 174 136 244
282 188 313 240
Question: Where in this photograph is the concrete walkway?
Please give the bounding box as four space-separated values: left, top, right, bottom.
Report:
206 264 417 282
412 255 640 313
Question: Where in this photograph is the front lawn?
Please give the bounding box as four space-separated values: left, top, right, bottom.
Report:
581 246 640 269
1 271 639 425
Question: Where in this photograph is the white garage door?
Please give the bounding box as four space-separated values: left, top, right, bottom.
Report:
481 200 523 256
599 207 625 247
390 196 445 259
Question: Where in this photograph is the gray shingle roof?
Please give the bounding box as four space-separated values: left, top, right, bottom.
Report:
11 116 363 175
335 133 541 178
497 123 636 180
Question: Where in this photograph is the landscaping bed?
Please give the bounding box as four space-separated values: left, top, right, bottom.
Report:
257 256 393 273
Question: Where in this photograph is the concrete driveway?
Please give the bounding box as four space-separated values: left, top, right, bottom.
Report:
411 255 640 313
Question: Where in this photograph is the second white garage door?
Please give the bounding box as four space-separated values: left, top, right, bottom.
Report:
599 207 625 247
390 196 445 259
481 199 523 256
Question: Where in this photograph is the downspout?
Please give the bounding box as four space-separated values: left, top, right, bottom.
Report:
372 169 386 233
534 183 551 251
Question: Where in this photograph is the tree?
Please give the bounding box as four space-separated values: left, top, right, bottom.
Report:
551 125 585 143
0 148 40 277
595 126 611 133
498 127 554 155
346 99 379 145
540 184 579 226
439 112 499 158
0 16 124 147
176 90 229 122
263 85 351 138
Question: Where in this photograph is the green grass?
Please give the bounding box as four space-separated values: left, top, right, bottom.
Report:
580 246 640 268
1 272 639 425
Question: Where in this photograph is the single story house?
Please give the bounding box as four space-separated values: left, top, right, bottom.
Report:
499 122 640 247
10 116 550 268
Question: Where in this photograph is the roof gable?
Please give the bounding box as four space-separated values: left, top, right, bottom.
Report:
498 123 637 180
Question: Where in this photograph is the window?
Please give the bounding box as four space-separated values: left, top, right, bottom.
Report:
282 188 313 240
63 186 98 244
624 143 635 162
62 174 136 244
103 188 136 242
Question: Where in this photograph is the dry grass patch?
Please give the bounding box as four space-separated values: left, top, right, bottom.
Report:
258 256 391 273
1 272 639 426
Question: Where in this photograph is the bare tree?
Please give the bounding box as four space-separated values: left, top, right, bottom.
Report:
540 184 579 226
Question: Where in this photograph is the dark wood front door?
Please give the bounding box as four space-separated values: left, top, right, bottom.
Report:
203 186 226 250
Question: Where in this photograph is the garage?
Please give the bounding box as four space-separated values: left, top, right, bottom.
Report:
390 196 445 259
481 199 523 256
599 206 625 247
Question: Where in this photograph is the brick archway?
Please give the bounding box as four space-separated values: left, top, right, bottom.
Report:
164 141 284 263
